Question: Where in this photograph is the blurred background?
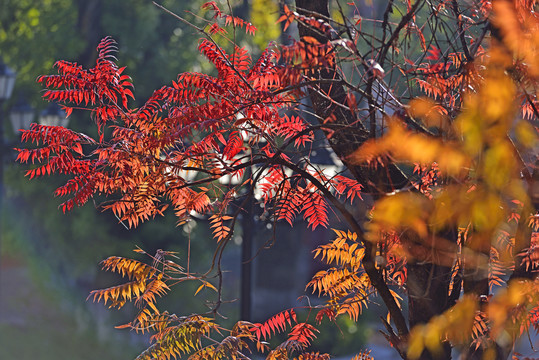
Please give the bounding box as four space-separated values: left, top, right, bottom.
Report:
0 1 386 359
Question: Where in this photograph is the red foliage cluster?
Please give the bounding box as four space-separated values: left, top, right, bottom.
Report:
17 27 363 231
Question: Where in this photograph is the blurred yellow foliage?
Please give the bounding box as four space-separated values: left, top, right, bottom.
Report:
407 296 477 359
351 120 470 176
493 1 539 77
407 280 539 360
353 5 539 357
366 192 429 242
515 120 538 148
354 39 531 252
408 97 448 129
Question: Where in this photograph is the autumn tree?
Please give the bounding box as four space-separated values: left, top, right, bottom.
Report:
16 1 539 359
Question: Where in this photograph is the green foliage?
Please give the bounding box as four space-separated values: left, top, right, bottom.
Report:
0 0 83 103
251 0 281 50
312 316 369 356
0 0 210 107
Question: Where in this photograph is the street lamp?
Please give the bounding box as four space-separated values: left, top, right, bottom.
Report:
0 60 16 151
39 102 68 127
9 97 34 135
0 60 16 101
0 58 16 273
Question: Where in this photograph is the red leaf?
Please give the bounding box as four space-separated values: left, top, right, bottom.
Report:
426 45 442 61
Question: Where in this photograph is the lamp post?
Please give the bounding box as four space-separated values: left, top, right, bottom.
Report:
217 155 253 321
0 59 16 271
10 97 34 135
239 167 253 321
39 102 68 127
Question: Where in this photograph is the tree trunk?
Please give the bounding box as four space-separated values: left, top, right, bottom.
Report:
294 0 408 197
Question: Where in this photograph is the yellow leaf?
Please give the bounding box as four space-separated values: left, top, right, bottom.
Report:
481 141 516 190
194 283 206 296
424 321 442 356
470 191 504 232
366 192 429 241
408 97 446 128
515 120 537 148
114 323 132 329
147 300 159 313
351 120 469 175
407 325 426 359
